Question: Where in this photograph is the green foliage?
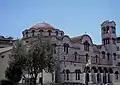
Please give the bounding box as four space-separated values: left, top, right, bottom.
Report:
8 37 56 85
5 63 23 83
9 39 27 70
27 38 55 74
0 80 14 85
6 39 27 83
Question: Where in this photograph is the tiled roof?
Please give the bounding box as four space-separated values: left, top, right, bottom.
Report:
29 22 55 30
71 36 82 43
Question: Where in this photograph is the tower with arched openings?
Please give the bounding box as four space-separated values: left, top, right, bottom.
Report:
0 21 120 85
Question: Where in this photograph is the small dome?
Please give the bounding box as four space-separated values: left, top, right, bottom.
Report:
30 22 55 30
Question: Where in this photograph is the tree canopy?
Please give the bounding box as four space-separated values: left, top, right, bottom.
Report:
5 63 23 83
7 37 56 85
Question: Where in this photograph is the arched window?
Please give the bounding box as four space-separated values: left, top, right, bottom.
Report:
108 68 113 83
91 67 97 83
97 67 102 83
39 30 43 35
66 44 69 54
74 52 77 61
107 53 110 60
75 69 81 80
112 26 116 33
103 39 105 45
61 32 63 36
112 38 116 44
86 54 89 62
84 41 90 51
91 66 98 73
52 43 57 54
102 51 105 59
39 30 43 32
106 26 109 33
63 43 69 54
63 70 65 80
113 53 116 60
63 43 66 52
32 30 35 36
26 31 28 38
84 66 90 73
103 67 108 73
108 68 113 74
103 68 108 84
103 38 110 45
66 70 70 80
56 31 58 36
103 27 106 34
85 73 89 84
48 30 52 36
98 67 103 73
95 55 98 63
115 71 119 80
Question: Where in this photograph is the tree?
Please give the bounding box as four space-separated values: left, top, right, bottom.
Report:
0 80 14 85
8 37 56 85
26 37 56 85
6 39 27 84
5 63 23 84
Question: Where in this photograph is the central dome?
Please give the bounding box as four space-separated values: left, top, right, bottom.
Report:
30 22 55 30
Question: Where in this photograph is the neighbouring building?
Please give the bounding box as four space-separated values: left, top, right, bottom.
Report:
0 36 14 80
0 20 120 85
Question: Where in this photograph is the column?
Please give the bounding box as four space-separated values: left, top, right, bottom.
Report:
92 73 96 83
98 73 101 83
108 73 111 83
88 73 93 84
85 73 90 85
101 73 103 84
106 73 108 83
110 74 114 83
95 73 97 84
82 73 86 84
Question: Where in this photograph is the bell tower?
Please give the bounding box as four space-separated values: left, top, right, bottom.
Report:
101 20 117 66
101 20 117 52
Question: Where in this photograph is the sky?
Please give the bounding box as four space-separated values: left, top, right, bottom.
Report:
0 0 120 44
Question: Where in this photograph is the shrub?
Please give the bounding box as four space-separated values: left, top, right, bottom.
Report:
0 80 14 85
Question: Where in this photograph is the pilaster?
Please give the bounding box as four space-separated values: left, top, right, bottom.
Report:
101 73 103 83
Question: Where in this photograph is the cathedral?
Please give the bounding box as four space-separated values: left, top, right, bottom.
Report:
0 20 120 85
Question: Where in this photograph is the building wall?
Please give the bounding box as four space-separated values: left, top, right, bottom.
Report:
0 21 120 85
0 50 11 80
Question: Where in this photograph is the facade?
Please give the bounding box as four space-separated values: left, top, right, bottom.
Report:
0 20 120 85
0 36 14 80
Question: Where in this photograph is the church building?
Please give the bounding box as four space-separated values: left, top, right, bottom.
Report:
0 20 120 85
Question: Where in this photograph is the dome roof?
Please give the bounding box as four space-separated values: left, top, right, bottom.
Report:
29 22 55 30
